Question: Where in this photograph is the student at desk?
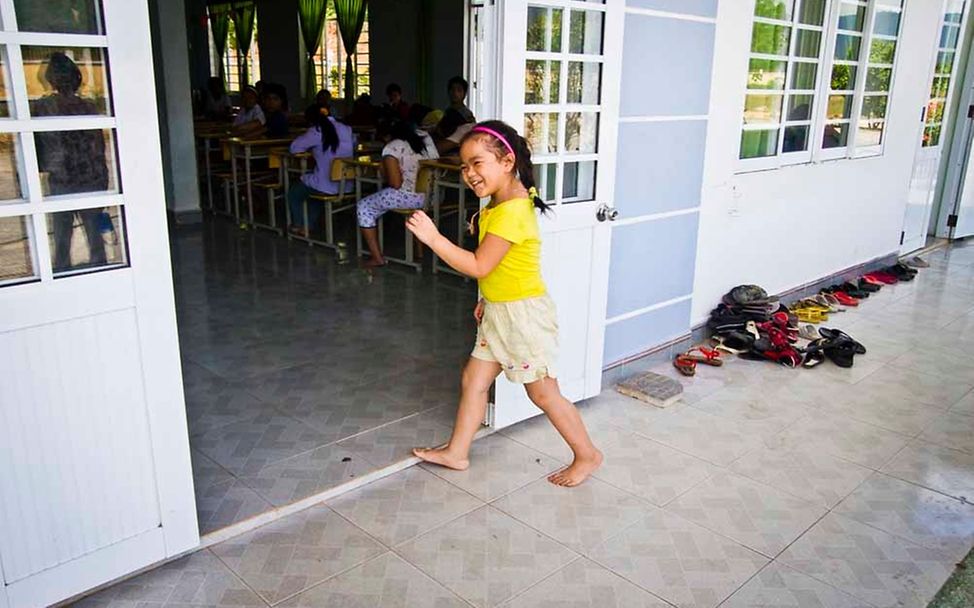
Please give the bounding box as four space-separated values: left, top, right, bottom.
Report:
358 119 438 267
232 85 265 137
262 83 289 137
287 104 356 237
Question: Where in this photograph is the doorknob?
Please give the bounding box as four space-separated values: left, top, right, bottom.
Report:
596 204 619 222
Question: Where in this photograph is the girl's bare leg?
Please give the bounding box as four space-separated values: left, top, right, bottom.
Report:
413 357 502 470
360 227 385 267
525 378 602 487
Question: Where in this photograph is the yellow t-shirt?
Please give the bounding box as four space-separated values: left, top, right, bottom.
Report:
478 198 547 302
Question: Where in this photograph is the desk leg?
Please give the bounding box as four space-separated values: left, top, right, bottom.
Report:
245 146 254 227
231 145 239 219
204 139 213 212
355 176 363 258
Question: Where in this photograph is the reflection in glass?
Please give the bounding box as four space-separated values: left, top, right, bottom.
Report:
532 163 557 201
794 29 822 58
861 95 888 119
945 0 965 23
0 134 23 201
931 76 950 99
526 7 563 53
0 47 11 118
924 124 942 147
822 122 849 149
740 129 779 159
830 64 856 91
791 62 818 89
567 62 600 104
525 60 561 105
782 125 809 153
750 23 791 55
524 113 558 155
834 34 862 61
857 119 885 147
798 0 827 25
13 0 104 34
873 8 901 36
562 161 595 202
786 94 813 120
569 10 603 54
36 129 117 196
866 67 892 92
0 216 34 284
48 205 126 275
749 59 786 90
744 94 783 124
936 51 956 75
564 113 597 153
826 95 853 119
927 100 945 123
941 24 961 49
25 47 112 116
754 0 794 20
870 39 897 64
837 2 866 31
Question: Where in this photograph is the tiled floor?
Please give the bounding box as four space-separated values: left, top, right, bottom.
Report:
76 241 974 607
172 217 477 533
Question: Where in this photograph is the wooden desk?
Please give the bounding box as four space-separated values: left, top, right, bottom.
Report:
195 128 230 212
225 136 295 227
419 160 477 277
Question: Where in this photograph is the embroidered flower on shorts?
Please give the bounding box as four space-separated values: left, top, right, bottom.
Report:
521 363 530 369
480 340 487 347
507 364 514 370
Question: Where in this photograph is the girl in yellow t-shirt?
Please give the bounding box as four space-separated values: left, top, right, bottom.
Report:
405 120 602 487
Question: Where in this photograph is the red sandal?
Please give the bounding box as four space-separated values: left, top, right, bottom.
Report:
683 346 724 367
830 291 860 307
673 354 697 376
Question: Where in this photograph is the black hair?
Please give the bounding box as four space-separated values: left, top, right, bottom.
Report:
447 76 469 94
263 82 288 110
379 118 426 154
386 82 402 96
408 103 433 126
46 51 82 93
460 119 551 214
304 103 339 153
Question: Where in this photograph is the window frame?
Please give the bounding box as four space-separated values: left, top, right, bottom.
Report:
736 0 908 173
313 8 370 99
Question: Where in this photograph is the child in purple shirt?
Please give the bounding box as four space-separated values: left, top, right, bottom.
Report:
287 104 356 237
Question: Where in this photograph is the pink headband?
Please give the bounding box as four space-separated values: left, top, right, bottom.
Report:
472 126 515 158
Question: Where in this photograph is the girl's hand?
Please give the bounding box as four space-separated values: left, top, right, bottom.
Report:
405 210 440 245
473 299 485 324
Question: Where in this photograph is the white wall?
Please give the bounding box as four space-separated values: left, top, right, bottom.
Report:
691 0 942 324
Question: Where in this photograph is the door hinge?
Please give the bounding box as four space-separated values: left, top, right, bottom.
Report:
968 104 974 119
900 231 905 245
921 106 927 122
484 401 495 427
948 214 959 227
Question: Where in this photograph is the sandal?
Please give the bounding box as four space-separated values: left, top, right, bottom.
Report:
857 278 881 292
818 327 866 354
712 332 754 354
673 354 697 376
792 307 825 324
798 324 818 341
829 291 860 307
823 340 857 368
683 346 724 366
838 283 869 299
802 339 827 368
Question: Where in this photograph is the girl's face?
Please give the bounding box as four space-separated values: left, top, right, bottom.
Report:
459 136 515 199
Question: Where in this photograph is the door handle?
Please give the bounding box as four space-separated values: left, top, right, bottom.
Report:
596 204 619 222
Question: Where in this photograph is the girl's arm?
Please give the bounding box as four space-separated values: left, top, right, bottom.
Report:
289 127 317 154
382 155 403 189
406 211 510 279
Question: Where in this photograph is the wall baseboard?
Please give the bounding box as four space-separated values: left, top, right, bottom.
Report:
600 250 900 387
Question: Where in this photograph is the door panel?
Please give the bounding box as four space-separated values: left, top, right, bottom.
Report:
492 0 622 428
0 1 197 605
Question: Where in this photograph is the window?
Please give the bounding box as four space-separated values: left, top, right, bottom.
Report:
314 4 370 98
739 0 906 169
523 4 605 204
922 0 967 147
208 16 261 93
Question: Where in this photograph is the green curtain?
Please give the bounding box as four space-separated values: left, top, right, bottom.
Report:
231 1 257 86
208 3 231 82
298 0 328 104
334 0 368 100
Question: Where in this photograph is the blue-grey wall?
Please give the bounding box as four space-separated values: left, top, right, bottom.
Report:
603 0 716 365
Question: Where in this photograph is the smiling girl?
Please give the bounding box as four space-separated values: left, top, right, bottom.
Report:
405 120 602 487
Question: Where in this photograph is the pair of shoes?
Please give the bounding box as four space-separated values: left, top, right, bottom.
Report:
906 256 930 268
857 279 881 293
863 271 898 285
817 327 866 368
888 262 918 281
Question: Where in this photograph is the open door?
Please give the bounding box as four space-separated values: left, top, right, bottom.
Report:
0 2 197 606
902 0 969 253
489 0 624 429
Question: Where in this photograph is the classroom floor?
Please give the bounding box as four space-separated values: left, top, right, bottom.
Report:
171 216 477 534
75 237 974 608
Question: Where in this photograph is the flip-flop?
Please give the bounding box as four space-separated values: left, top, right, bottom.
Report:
798 324 818 340
802 339 827 368
818 327 866 354
712 332 754 354
673 354 697 376
683 346 724 366
823 340 857 368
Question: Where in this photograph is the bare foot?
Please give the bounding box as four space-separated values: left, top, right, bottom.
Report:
362 257 387 269
413 447 470 471
548 449 603 487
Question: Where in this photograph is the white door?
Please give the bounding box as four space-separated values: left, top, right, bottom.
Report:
902 0 969 254
490 0 623 429
0 2 197 607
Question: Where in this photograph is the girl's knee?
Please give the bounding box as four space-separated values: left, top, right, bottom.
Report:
461 365 493 395
526 379 560 410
